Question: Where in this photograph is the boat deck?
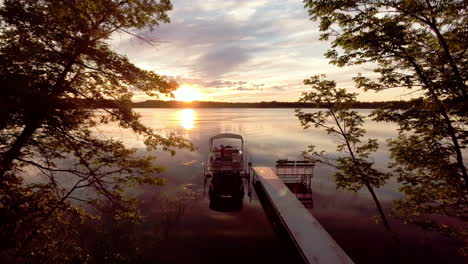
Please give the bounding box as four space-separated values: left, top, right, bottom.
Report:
209 160 244 171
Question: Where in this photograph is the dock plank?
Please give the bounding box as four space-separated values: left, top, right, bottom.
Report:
253 167 354 264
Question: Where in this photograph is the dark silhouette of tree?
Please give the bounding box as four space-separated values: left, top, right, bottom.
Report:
0 0 192 262
130 99 413 109
296 75 392 231
303 0 467 237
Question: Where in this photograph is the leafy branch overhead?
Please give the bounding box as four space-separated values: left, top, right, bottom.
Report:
0 0 193 262
296 75 391 230
303 0 467 238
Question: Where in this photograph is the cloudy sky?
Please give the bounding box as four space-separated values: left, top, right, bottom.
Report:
111 0 409 102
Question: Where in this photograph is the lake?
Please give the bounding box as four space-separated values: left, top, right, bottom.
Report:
96 108 462 264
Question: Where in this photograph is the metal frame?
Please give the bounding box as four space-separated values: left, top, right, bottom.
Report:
275 160 315 194
209 133 244 151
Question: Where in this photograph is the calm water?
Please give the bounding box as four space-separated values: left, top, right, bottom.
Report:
97 108 462 264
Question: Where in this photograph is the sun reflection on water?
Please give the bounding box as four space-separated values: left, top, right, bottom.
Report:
177 109 195 129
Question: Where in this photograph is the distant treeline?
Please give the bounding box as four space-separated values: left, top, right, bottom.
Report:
67 99 413 109
132 100 412 109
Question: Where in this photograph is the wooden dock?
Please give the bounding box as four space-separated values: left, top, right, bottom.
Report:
252 167 355 264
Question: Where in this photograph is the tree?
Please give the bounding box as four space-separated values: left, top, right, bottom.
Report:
303 0 467 237
296 75 392 230
0 0 193 262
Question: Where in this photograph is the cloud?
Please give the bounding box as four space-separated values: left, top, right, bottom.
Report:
235 87 262 91
205 80 234 88
271 85 284 91
197 46 250 78
111 0 318 77
109 0 401 102
176 78 264 91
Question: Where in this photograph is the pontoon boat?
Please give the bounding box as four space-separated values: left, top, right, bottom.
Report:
204 133 249 201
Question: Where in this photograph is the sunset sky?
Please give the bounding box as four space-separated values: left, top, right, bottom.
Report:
110 0 412 102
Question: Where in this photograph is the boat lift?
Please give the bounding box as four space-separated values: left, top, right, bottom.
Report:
275 159 315 208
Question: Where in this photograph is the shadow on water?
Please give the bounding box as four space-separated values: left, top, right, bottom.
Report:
209 197 243 212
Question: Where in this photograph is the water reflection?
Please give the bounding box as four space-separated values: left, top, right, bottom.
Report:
206 173 245 212
177 109 195 129
100 109 461 264
209 197 243 212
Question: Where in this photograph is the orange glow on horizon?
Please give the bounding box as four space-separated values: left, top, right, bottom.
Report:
173 85 203 102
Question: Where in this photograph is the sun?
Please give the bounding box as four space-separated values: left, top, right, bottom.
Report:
173 85 202 102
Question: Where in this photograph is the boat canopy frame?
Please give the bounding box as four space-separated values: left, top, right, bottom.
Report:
209 133 244 150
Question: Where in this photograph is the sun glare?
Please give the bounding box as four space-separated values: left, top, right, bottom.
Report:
173 85 202 102
177 109 195 129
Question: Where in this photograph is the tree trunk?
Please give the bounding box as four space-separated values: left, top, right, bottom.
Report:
408 59 468 191
330 109 392 231
0 47 83 181
0 120 41 179
424 0 467 100
366 184 391 231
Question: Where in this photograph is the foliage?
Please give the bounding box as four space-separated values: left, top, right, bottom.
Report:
296 75 392 230
0 0 194 262
303 0 467 237
80 198 149 264
158 184 199 240
388 133 466 237
0 175 88 263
